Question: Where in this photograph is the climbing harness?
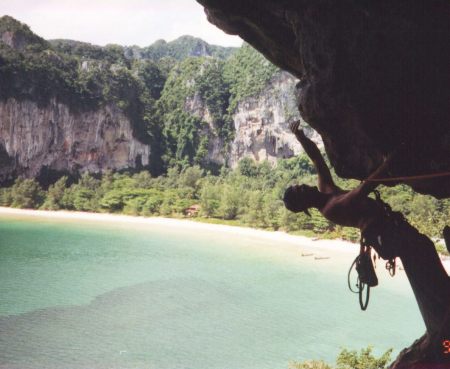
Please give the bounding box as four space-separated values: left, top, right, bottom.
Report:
348 190 402 310
348 243 378 311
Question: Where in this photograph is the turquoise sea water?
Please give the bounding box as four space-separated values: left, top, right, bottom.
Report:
0 214 424 369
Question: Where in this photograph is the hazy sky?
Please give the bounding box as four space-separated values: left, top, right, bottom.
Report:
0 0 242 47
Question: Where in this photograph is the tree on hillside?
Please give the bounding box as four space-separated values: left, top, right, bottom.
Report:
41 176 68 210
10 178 44 209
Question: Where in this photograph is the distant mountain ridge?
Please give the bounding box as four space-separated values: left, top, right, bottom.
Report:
125 35 237 61
49 35 237 62
0 14 236 62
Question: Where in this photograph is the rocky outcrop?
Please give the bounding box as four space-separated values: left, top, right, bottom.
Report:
0 98 150 182
229 71 319 167
183 90 227 166
0 15 47 51
185 71 320 167
1 31 27 50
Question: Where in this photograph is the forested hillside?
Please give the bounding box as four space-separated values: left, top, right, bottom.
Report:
0 15 290 178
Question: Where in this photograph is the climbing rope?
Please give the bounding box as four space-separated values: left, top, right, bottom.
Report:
347 253 371 311
347 255 360 294
358 279 370 311
364 171 450 183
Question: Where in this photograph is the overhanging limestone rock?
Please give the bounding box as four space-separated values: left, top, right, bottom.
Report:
197 0 450 198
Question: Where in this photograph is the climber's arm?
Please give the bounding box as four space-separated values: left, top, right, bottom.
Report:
289 121 338 193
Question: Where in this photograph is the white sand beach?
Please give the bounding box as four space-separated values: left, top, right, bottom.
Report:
1 206 449 273
0 206 358 252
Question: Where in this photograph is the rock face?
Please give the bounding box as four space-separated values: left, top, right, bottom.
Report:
1 31 26 50
0 98 150 182
197 0 450 198
1 15 321 180
183 89 227 166
185 70 320 167
229 71 318 166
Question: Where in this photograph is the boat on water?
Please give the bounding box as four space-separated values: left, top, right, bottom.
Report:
301 252 314 257
314 256 330 260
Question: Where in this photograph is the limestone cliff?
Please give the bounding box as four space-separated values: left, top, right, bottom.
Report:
0 16 153 183
183 90 227 166
229 71 319 167
183 70 320 167
0 98 150 182
0 15 319 182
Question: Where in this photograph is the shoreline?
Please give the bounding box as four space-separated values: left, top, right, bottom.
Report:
1 206 449 272
0 206 358 253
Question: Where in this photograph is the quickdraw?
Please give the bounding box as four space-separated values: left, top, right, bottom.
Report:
373 190 399 277
386 259 396 277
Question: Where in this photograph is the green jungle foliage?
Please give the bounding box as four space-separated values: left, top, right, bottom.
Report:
289 346 393 369
50 36 235 63
50 39 129 65
224 43 279 112
1 158 448 254
137 35 236 61
158 57 233 168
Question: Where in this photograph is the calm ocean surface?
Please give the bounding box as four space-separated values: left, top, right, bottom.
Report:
0 214 424 369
